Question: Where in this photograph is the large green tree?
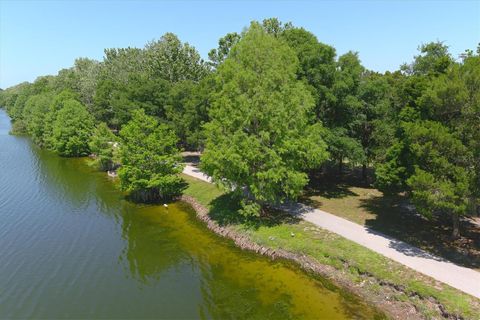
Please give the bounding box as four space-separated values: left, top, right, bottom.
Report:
144 33 209 82
51 99 94 157
405 121 471 238
22 93 53 146
118 109 184 202
201 23 329 216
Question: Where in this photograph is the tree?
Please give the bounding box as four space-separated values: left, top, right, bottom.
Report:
144 33 209 82
459 51 480 209
403 41 453 76
405 121 471 238
325 51 366 173
354 72 392 179
261 17 293 37
208 32 241 68
73 58 101 108
51 99 94 157
281 27 336 119
165 77 213 150
89 122 118 171
118 109 184 202
22 93 53 146
201 23 329 216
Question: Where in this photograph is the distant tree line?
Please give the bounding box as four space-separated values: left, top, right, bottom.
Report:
1 19 478 237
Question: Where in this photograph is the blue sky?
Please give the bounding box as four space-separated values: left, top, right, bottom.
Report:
1 0 479 88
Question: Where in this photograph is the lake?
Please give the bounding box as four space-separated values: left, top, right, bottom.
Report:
0 109 381 319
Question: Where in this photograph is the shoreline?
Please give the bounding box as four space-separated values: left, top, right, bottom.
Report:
179 194 452 320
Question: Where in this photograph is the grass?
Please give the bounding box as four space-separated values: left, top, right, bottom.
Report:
302 170 480 271
181 173 480 319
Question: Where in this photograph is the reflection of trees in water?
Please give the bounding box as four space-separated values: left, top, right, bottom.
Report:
32 146 93 207
119 206 187 284
117 202 381 319
32 145 125 221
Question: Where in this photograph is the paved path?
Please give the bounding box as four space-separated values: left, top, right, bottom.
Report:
183 165 480 299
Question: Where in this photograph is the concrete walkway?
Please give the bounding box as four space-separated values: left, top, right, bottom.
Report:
182 164 480 299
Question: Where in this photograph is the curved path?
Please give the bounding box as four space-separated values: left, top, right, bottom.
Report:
183 165 480 299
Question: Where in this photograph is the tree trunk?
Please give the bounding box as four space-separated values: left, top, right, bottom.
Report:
452 214 460 239
362 164 367 181
338 159 343 174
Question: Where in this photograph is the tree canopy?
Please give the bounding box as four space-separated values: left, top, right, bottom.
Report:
201 23 329 215
0 20 478 235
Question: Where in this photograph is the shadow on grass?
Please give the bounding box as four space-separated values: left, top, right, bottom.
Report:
208 192 301 230
304 167 370 200
361 194 480 269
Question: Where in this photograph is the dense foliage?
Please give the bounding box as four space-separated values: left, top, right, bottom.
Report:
118 109 184 202
201 23 328 215
0 19 478 235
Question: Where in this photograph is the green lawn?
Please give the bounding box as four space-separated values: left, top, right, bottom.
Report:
181 173 480 319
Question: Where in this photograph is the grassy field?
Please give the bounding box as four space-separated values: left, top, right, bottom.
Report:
302 171 480 271
181 173 480 319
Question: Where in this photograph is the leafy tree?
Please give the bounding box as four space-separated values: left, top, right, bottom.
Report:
22 93 53 146
91 47 146 127
325 128 365 174
323 51 366 173
261 17 293 37
403 41 453 76
208 32 241 68
405 121 471 238
201 23 329 216
89 122 118 171
281 27 336 118
73 58 101 108
459 52 480 206
5 83 33 133
144 33 209 82
42 90 80 149
354 72 393 178
374 106 419 193
118 109 184 202
51 99 94 156
165 77 213 150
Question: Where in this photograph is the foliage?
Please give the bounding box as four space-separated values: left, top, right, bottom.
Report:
405 121 471 237
144 33 210 83
201 23 329 215
51 99 94 157
89 122 118 171
0 19 478 233
22 93 53 146
118 109 185 202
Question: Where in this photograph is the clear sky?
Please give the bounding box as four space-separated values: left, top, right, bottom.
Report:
1 0 479 89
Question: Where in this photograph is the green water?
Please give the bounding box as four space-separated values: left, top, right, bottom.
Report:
0 109 382 319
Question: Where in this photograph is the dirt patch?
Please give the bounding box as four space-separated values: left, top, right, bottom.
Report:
180 194 469 320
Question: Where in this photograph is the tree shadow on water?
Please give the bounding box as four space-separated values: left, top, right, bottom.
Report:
125 180 189 204
208 193 301 230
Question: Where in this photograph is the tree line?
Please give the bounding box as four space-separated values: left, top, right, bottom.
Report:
1 19 478 237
